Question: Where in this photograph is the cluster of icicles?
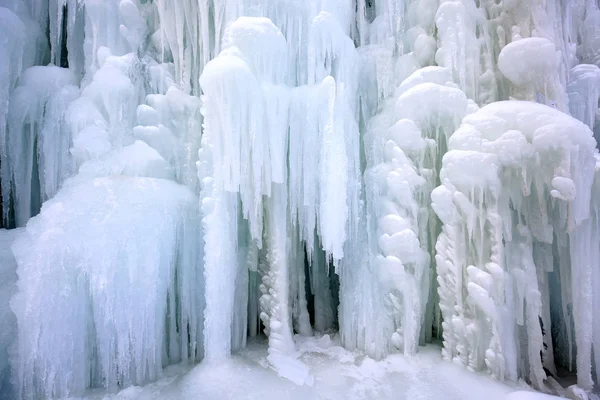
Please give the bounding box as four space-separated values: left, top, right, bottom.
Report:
1 0 600 398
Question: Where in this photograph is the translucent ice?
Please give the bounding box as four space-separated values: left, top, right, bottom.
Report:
0 228 21 398
11 176 203 399
2 0 600 398
3 65 78 226
434 101 598 390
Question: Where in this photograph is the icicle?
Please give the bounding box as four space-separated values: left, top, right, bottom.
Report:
435 0 497 104
4 0 600 397
4 66 77 226
567 64 600 133
433 100 597 391
12 176 203 399
0 4 49 227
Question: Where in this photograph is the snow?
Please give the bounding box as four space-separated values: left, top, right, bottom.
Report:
505 392 563 400
70 337 520 400
498 38 558 87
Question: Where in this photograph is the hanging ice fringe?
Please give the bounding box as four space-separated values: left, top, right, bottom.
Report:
1 0 600 398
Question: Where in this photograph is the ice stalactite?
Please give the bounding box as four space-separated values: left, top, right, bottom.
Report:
303 10 360 268
287 79 351 273
432 102 598 391
3 0 600 398
362 66 471 358
304 12 368 359
1 1 207 398
0 3 49 228
567 64 600 141
12 176 203 399
3 66 78 226
435 0 497 104
199 16 295 364
153 0 215 95
198 8 361 373
287 84 341 337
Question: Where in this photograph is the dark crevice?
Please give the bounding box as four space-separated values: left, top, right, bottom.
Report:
0 158 3 229
329 263 340 331
59 5 69 68
305 253 315 327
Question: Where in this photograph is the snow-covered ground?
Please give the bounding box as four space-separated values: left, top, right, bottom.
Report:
1 227 564 400
73 335 554 400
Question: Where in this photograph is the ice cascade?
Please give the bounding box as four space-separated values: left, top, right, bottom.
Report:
1 0 600 398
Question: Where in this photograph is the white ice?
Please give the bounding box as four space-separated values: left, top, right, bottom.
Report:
11 174 203 399
0 228 22 399
68 336 526 400
1 0 600 399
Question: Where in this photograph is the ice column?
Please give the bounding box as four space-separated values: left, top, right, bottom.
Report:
199 16 293 361
363 66 470 357
433 101 598 390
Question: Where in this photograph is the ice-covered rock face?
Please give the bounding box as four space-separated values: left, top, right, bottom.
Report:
2 0 600 399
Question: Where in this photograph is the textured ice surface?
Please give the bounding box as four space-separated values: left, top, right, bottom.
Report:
72 336 520 400
0 228 21 399
3 66 78 225
11 176 203 399
434 100 598 391
2 0 600 398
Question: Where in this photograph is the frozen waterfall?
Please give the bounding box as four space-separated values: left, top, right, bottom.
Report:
1 0 600 399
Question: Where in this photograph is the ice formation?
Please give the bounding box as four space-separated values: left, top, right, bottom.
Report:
1 0 600 399
0 228 21 399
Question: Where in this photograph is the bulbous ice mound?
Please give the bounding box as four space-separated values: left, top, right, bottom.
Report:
498 38 557 87
10 176 203 399
222 16 288 84
443 100 596 222
433 100 599 390
395 82 468 129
